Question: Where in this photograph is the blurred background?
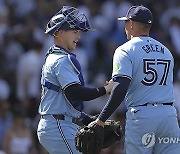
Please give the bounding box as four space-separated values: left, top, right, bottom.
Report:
0 0 179 153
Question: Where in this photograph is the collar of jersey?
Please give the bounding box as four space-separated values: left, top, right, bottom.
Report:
53 45 76 57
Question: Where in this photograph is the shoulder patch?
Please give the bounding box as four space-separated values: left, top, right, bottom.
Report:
113 63 119 73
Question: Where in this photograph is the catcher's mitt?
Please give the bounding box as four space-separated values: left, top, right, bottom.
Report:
75 120 123 154
103 120 122 148
75 122 104 154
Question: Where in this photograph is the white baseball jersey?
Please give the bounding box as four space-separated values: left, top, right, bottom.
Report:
39 45 82 117
112 36 174 107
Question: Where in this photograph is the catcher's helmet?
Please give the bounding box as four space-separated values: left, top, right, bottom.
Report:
45 6 92 36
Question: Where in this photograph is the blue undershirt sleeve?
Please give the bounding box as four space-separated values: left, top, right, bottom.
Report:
64 84 106 101
98 77 131 122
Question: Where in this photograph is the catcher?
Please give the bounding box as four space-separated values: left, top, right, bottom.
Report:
37 6 115 154
75 118 123 154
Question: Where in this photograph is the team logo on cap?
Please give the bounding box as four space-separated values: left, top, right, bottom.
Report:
148 20 152 24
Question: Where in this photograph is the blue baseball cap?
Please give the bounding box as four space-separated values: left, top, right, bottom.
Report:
118 5 153 24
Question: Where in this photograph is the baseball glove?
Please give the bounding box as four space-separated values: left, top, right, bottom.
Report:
103 120 122 148
75 120 123 154
75 121 104 154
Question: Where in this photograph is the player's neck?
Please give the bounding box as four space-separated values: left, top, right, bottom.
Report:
54 39 68 51
131 33 149 39
131 28 149 39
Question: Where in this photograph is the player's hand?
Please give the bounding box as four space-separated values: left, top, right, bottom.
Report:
104 79 114 94
94 119 105 127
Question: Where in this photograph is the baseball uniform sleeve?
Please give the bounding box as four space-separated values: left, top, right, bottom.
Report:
54 57 80 89
112 48 132 80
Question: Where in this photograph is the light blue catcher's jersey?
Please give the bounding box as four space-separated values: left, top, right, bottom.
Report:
39 45 81 118
112 36 174 108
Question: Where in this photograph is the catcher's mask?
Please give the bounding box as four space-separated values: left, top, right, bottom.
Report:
45 6 92 36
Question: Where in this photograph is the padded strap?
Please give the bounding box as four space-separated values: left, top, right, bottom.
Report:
43 81 61 92
68 54 85 86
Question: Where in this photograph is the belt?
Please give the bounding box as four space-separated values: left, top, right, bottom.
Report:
52 114 66 120
138 102 173 107
40 114 83 126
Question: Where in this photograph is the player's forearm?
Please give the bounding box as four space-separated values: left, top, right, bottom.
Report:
98 77 130 122
65 84 106 101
